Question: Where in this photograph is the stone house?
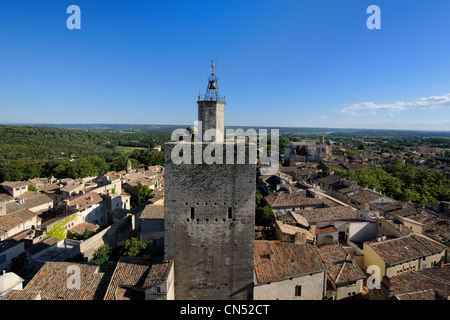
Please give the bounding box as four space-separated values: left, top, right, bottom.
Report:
347 189 395 211
103 256 174 300
4 192 54 216
253 240 327 300
371 262 450 300
0 240 25 273
64 192 107 227
0 271 24 298
363 233 448 278
0 261 109 300
0 209 39 241
138 204 164 255
298 206 358 235
284 141 332 165
315 225 339 246
264 191 326 214
318 243 366 300
0 181 29 198
274 220 314 243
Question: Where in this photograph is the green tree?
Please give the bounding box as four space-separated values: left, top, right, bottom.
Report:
121 237 148 257
90 243 112 272
255 188 275 226
131 184 154 207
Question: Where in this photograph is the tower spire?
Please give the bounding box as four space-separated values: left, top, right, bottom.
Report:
198 59 224 102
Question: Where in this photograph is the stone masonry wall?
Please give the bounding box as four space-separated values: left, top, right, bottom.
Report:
164 142 256 300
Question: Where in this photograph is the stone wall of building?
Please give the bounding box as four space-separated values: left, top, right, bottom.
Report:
164 142 256 300
197 101 225 142
253 270 326 300
55 214 135 261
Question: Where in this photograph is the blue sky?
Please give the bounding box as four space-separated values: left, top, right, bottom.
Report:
0 0 449 130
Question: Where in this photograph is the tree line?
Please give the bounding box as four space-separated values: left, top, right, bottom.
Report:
0 125 169 182
334 160 450 204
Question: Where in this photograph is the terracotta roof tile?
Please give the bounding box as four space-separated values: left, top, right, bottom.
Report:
318 244 365 284
20 262 108 300
367 233 448 266
254 240 326 284
264 191 324 208
140 204 164 220
299 206 357 225
389 265 450 299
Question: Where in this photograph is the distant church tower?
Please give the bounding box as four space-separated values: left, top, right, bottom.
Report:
164 61 256 300
126 158 132 174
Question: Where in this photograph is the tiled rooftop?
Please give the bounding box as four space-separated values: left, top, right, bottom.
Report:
367 233 448 266
254 240 326 284
298 206 357 225
314 175 343 186
275 210 309 228
264 191 324 208
388 264 450 299
0 208 37 233
143 260 173 287
315 226 338 234
19 261 109 300
5 192 53 214
348 189 389 204
68 221 99 235
140 204 164 220
104 256 150 300
104 256 172 300
66 191 103 210
275 220 314 242
318 244 366 284
1 290 41 300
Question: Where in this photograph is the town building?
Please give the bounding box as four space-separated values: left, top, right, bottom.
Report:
318 243 366 300
1 261 109 300
138 203 164 255
371 262 449 300
284 138 332 166
363 233 448 278
253 240 327 300
0 270 24 298
0 181 29 198
104 256 174 300
264 190 327 214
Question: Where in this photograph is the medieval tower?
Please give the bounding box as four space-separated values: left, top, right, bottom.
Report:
163 61 256 300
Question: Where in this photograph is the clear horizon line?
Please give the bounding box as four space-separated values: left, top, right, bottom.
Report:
0 122 449 133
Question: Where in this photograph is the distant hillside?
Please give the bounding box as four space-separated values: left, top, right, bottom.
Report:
3 123 450 138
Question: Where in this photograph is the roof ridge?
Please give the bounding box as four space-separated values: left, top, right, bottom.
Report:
335 253 350 282
411 270 450 287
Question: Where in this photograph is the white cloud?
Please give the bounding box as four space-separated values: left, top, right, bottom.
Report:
414 93 450 109
341 93 450 115
341 101 407 116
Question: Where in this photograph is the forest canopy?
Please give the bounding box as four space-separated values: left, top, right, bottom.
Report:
333 161 450 204
0 125 170 182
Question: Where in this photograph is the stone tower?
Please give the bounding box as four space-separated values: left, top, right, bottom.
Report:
164 61 256 300
196 59 226 142
126 158 132 174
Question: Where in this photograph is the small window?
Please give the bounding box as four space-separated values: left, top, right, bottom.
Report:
228 207 232 219
295 285 302 297
191 207 195 219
